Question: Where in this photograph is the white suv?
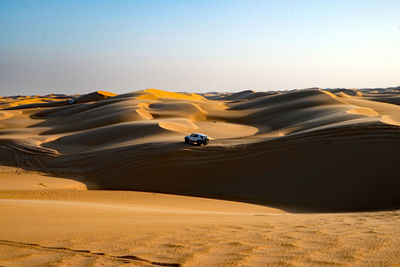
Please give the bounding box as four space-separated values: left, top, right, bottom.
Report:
184 133 209 146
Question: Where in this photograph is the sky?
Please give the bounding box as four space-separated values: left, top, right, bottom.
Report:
0 0 399 95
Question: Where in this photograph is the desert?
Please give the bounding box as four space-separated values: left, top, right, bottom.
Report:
1 87 400 266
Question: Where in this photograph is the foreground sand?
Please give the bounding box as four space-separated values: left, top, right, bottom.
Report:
0 166 87 191
1 190 400 266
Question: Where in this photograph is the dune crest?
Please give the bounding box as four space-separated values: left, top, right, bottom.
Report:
137 88 206 101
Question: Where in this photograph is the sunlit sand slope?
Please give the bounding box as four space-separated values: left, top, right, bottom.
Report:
1 191 400 266
1 88 400 210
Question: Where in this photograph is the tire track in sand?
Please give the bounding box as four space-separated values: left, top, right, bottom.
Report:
0 239 180 267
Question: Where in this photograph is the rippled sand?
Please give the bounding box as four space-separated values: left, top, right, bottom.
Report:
1 190 400 266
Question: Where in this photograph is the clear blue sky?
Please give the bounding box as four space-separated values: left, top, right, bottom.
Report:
0 0 399 95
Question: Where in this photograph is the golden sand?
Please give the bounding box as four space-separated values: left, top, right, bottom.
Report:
1 88 400 266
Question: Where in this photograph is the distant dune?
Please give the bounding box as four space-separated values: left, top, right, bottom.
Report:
1 87 400 210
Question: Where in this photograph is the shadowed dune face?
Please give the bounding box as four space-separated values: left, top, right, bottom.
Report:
1 88 400 210
32 99 152 134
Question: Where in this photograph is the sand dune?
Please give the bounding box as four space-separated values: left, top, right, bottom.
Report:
1 87 400 266
1 88 400 210
0 166 87 190
1 191 400 266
